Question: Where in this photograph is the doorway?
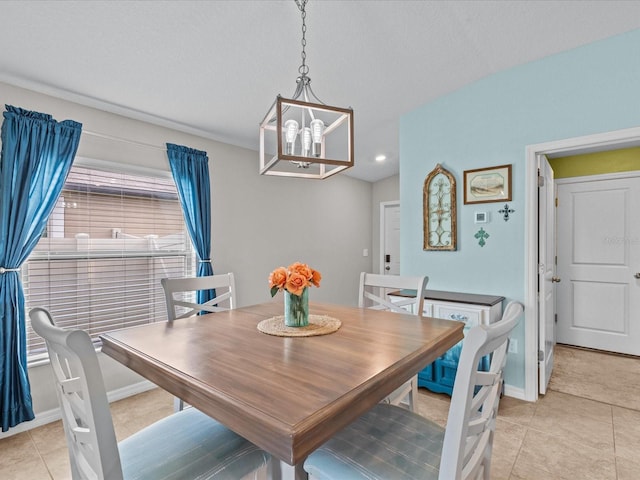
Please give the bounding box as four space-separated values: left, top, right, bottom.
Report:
380 201 400 275
524 126 640 402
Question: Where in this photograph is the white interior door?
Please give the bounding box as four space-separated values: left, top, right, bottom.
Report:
556 174 640 355
381 202 400 275
538 155 556 394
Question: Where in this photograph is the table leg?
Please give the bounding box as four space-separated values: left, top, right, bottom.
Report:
268 459 308 480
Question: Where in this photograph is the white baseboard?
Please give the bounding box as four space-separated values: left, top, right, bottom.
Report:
0 380 156 440
504 383 527 401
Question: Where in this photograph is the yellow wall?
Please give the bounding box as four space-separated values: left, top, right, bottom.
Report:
549 147 640 178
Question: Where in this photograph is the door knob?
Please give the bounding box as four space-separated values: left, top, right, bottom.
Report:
385 266 391 271
551 276 561 283
635 273 640 279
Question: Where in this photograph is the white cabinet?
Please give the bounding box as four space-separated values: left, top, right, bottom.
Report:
390 290 504 396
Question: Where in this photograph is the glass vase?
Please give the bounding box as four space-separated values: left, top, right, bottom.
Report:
284 287 309 327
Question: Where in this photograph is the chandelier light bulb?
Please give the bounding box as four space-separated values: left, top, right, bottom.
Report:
284 119 299 155
302 127 312 157
310 118 324 157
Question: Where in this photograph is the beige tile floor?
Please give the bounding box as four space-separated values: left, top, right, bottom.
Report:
1 344 639 479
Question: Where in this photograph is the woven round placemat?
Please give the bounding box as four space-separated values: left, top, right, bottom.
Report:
257 314 341 337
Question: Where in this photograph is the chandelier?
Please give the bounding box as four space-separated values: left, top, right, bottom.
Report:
259 0 354 179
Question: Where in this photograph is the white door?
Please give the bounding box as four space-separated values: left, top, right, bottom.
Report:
556 174 640 355
381 202 400 275
538 155 556 394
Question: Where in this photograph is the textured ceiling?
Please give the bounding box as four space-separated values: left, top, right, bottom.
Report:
1 1 639 182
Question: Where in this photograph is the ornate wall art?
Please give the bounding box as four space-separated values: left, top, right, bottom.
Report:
498 203 515 221
474 227 490 247
423 164 457 251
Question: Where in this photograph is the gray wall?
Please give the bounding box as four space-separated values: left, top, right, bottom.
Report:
0 81 374 427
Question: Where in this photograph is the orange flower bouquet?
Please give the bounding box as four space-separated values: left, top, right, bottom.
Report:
269 262 321 327
269 262 322 297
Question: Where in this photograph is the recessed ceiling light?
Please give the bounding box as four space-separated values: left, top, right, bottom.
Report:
375 155 386 162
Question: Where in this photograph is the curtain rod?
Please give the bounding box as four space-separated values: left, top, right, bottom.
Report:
82 130 167 152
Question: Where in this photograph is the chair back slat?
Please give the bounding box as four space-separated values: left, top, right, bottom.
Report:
473 371 499 386
60 376 82 393
439 301 523 480
359 272 429 315
29 307 124 480
363 290 411 313
161 273 237 320
461 430 490 479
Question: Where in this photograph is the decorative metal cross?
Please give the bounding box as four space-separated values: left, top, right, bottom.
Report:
474 227 490 247
498 203 515 221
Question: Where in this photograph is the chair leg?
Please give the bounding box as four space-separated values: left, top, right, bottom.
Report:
409 375 418 413
173 396 184 412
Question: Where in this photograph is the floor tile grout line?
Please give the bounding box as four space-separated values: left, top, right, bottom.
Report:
512 426 619 480
521 392 618 458
502 417 529 479
508 428 560 480
547 387 640 414
611 407 619 480
521 427 616 457
27 429 55 479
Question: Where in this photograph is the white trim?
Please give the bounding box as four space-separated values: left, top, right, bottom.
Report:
379 200 400 275
503 384 526 401
0 73 232 147
524 149 539 402
524 125 640 402
0 380 156 440
555 170 640 185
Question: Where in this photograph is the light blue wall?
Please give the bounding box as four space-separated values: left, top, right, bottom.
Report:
400 29 640 390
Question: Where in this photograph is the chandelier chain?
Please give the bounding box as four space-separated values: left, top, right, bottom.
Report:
296 0 309 77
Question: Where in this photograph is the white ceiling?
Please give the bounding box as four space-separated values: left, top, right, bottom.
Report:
1 1 639 182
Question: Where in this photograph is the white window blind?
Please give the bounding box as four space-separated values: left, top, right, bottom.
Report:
23 164 195 358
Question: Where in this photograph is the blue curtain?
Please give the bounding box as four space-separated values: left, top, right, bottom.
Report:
166 144 214 305
0 105 82 431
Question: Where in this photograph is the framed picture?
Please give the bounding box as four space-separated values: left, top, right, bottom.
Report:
463 164 512 204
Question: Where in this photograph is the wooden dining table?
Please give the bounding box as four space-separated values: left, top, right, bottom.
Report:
100 301 464 479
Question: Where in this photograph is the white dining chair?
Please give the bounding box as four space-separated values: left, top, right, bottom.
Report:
161 272 236 320
161 273 237 411
358 272 429 412
304 301 524 480
29 307 270 480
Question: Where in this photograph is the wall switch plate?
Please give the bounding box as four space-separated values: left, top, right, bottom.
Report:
474 211 489 223
362 248 369 257
508 338 518 354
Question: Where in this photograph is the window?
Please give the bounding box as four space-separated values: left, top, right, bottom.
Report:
23 163 195 359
